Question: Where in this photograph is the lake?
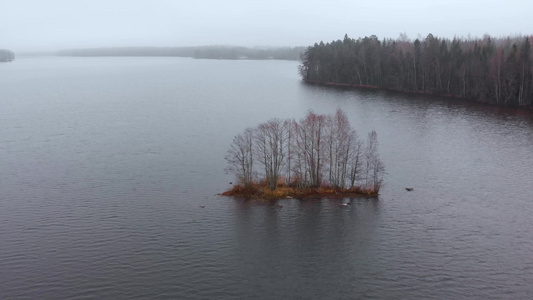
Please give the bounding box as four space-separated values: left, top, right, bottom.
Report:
1 56 533 299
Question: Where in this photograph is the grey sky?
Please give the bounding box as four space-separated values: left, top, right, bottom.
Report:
1 0 532 51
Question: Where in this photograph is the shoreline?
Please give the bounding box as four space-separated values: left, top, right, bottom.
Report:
304 79 472 100
303 79 533 110
220 183 379 201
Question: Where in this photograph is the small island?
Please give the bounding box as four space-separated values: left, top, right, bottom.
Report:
0 49 15 62
222 109 384 200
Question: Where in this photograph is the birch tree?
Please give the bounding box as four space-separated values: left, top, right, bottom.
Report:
363 130 385 191
254 119 289 190
225 128 255 186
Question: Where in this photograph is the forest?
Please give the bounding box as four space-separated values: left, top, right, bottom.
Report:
0 49 15 62
223 109 384 200
299 34 533 107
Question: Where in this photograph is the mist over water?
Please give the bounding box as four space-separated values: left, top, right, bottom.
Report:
1 57 533 299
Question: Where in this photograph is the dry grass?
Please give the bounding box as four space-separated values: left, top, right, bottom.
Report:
221 182 378 200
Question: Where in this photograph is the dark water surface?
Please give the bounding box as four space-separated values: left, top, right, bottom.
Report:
1 57 533 299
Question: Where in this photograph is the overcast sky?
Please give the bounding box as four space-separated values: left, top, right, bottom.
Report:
1 0 532 51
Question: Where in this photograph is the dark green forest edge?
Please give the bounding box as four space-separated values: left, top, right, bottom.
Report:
0 49 15 62
57 46 304 60
300 34 533 107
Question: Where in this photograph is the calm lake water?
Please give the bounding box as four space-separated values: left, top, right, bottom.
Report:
1 56 533 299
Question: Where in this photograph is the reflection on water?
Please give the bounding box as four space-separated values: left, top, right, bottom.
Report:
230 198 385 299
1 57 533 299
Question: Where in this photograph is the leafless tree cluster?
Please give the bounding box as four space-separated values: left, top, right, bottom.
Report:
225 109 384 192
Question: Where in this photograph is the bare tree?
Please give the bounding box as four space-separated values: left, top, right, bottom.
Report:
348 133 364 189
291 121 307 187
225 128 255 186
296 111 327 187
363 130 385 191
326 109 353 189
284 119 296 185
254 119 289 190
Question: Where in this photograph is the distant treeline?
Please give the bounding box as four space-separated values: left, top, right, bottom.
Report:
299 34 533 107
0 49 15 62
57 46 305 61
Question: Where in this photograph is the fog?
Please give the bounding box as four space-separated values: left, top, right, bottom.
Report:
1 0 532 52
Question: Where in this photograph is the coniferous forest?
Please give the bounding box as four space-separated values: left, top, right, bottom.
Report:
299 34 533 107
